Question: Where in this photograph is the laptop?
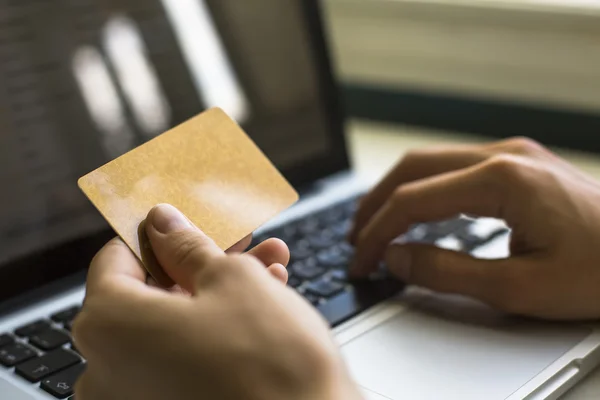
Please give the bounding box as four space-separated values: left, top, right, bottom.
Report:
0 1 599 399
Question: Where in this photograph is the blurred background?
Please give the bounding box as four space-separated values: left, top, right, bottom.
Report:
324 0 600 152
2 0 600 275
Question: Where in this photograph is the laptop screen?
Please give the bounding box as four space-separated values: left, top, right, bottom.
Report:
0 0 348 303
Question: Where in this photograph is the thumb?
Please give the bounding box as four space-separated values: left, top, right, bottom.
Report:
385 244 523 311
145 204 224 293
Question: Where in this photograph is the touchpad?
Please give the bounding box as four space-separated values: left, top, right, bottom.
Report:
340 294 590 400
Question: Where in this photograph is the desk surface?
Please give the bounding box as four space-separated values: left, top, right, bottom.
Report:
348 119 600 399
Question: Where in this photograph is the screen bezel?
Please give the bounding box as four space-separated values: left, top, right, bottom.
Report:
0 0 349 305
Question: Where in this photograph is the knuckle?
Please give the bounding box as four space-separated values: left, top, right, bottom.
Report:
401 149 427 165
170 232 212 268
391 186 409 205
483 154 529 185
200 253 259 283
502 137 545 155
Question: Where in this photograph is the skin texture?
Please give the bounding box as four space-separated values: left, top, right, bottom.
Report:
350 137 600 320
73 137 600 399
73 204 361 400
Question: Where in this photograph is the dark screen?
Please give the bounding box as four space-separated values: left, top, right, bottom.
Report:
0 0 347 271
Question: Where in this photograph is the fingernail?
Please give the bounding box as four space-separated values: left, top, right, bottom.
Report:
149 204 192 233
385 246 412 282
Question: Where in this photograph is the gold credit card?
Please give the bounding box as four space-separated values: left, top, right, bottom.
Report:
78 107 298 286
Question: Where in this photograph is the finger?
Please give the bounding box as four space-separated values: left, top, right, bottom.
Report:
246 238 290 267
145 204 224 293
85 238 149 297
227 234 252 253
267 263 288 283
350 145 486 243
385 243 532 313
147 276 190 296
352 162 509 276
74 370 107 400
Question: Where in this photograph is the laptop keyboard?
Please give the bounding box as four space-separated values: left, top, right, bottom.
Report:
0 195 509 399
0 313 80 399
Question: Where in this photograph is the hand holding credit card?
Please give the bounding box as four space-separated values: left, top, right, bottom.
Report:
78 107 298 286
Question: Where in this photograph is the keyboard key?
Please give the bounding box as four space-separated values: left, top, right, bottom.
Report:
15 349 80 382
329 269 348 282
330 220 351 238
0 343 37 367
41 363 85 399
303 292 320 305
316 248 348 269
289 240 313 262
307 229 337 250
319 207 345 225
50 307 80 324
305 279 345 298
342 198 359 215
272 225 298 242
14 320 51 337
29 329 70 351
317 279 404 327
337 242 354 256
0 334 14 348
64 321 74 332
287 275 302 288
291 259 325 281
427 218 472 238
298 217 320 235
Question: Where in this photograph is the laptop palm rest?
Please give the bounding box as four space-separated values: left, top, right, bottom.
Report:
340 292 590 400
0 377 35 400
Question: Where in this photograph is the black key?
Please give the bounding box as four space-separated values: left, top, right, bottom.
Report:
289 239 313 262
70 343 79 355
15 349 80 382
303 292 320 305
29 329 70 351
316 248 348 269
404 224 429 242
51 307 80 324
329 269 348 282
342 198 359 215
287 275 302 288
14 320 51 337
291 259 325 280
319 207 345 225
272 225 298 242
305 279 345 298
337 242 354 257
0 343 37 367
41 363 85 399
307 229 338 250
426 218 472 237
0 334 14 348
316 279 404 327
64 320 74 332
330 219 351 238
298 217 320 235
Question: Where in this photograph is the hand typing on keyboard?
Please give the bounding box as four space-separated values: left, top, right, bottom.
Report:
350 137 600 320
72 204 361 400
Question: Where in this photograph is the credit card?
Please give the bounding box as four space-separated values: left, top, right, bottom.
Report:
78 107 298 286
